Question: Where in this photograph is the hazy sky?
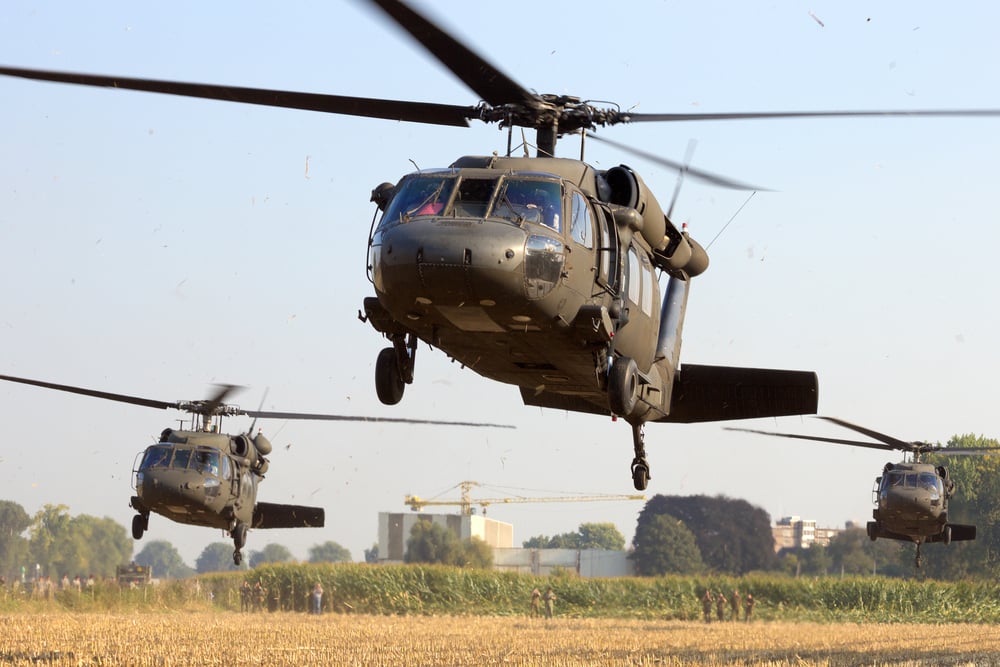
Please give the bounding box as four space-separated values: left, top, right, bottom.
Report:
2 1 999 567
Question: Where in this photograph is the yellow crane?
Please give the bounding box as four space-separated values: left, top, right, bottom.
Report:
404 480 645 515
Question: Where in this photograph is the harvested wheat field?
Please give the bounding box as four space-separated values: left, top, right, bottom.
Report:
1 613 999 666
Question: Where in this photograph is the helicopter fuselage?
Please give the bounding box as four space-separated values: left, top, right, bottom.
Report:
869 461 973 545
364 155 702 421
363 155 818 490
130 430 258 531
128 427 324 564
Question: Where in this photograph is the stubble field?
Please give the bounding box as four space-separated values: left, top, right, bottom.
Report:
2 612 1000 666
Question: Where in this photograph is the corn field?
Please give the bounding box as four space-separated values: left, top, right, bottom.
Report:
2 613 1000 666
5 565 1000 664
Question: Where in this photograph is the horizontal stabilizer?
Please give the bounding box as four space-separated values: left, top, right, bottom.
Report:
942 523 976 542
659 364 818 423
252 502 325 529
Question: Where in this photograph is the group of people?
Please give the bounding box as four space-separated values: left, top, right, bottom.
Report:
702 588 754 622
529 586 557 618
239 579 269 612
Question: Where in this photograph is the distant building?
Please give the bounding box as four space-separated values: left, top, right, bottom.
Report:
377 511 631 577
378 511 513 563
772 516 841 551
493 547 634 577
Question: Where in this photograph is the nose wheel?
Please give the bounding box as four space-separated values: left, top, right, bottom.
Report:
630 422 650 491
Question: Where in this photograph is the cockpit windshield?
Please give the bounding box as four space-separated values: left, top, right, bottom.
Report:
492 178 561 231
138 445 221 478
378 174 562 232
380 175 456 226
881 470 942 498
139 446 172 470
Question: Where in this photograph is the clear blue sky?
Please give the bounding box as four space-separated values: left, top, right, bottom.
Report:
1 1 999 567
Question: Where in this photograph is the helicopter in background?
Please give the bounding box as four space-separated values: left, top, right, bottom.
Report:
0 373 509 565
3 0 1000 491
729 416 1000 567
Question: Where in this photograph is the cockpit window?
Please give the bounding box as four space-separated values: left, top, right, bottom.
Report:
493 178 562 231
884 471 904 488
139 446 172 470
379 176 456 226
193 450 220 477
171 449 192 470
918 472 942 497
452 178 498 218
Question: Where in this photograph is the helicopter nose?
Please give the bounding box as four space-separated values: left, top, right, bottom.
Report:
374 218 528 308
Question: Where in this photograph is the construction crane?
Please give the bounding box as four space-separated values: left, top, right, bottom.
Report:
404 480 645 515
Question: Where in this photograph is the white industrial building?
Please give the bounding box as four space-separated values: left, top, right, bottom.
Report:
377 511 632 577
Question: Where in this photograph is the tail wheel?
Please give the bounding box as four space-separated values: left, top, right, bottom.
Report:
866 521 878 542
375 347 405 405
608 357 639 417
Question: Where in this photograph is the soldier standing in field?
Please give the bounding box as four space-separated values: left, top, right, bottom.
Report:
253 580 266 612
530 587 541 617
715 592 725 622
745 593 755 622
543 586 557 619
702 589 713 623
730 588 741 621
240 580 252 612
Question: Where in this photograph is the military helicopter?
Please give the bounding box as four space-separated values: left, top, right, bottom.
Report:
729 416 1000 567
0 373 509 565
3 0 1000 491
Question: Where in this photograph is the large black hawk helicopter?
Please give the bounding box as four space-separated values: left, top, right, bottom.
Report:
0 373 509 565
3 0 999 491
730 417 1000 568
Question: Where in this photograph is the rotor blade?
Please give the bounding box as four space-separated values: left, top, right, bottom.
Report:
243 408 513 429
0 66 477 127
0 373 177 411
818 417 917 452
619 109 1000 123
365 0 538 109
724 426 897 452
585 132 770 191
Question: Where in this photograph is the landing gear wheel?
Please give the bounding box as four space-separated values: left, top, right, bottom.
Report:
866 521 878 541
131 514 147 540
631 461 650 491
233 549 243 566
914 543 923 569
629 422 651 491
232 521 248 550
375 346 405 405
608 357 639 417
943 525 952 545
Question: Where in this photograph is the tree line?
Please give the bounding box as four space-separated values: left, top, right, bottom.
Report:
628 434 1000 579
0 501 353 582
6 432 998 581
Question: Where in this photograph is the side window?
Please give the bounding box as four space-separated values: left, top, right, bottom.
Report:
627 247 641 305
569 192 594 248
640 254 654 315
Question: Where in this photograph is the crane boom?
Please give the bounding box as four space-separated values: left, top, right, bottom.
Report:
404 481 644 515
